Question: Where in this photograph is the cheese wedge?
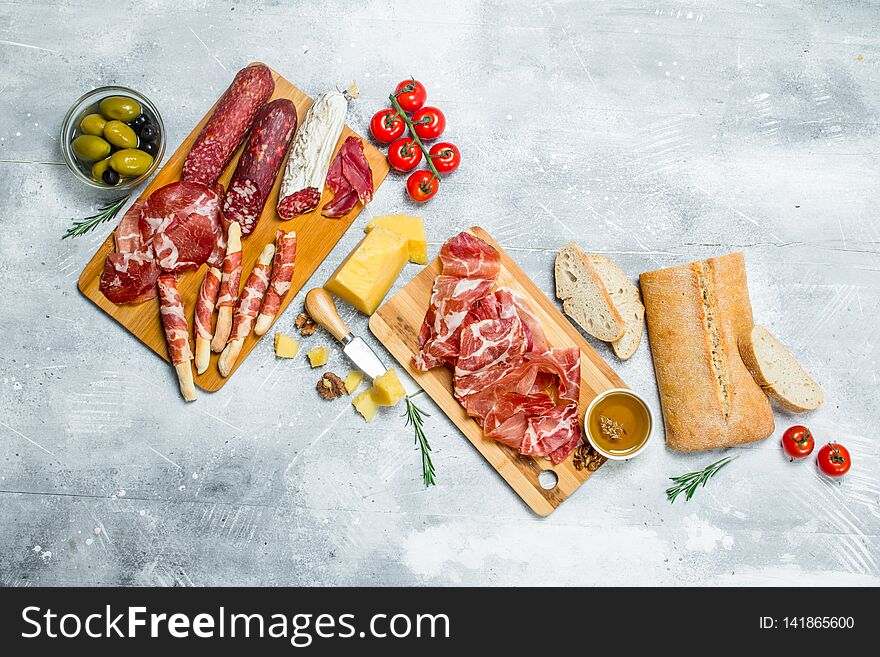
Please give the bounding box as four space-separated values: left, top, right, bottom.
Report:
371 369 406 406
352 388 379 422
365 214 427 265
344 370 363 394
325 226 408 315
306 346 328 367
274 333 300 358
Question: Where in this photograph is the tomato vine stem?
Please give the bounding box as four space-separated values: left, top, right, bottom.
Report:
389 92 441 180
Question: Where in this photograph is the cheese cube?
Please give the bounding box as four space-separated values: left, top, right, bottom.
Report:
365 214 427 265
274 333 300 358
344 370 363 394
352 388 379 422
324 227 408 315
306 346 328 368
371 369 406 406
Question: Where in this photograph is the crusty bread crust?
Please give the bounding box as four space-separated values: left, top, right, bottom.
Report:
738 325 823 413
639 253 774 452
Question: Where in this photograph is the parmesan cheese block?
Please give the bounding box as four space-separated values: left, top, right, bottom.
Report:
324 227 408 315
352 388 379 422
306 346 328 367
344 370 364 394
274 333 300 358
365 214 427 265
371 369 406 406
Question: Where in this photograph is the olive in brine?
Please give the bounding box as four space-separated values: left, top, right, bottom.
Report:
99 96 141 121
79 113 107 136
139 123 159 141
129 113 148 130
72 134 112 161
102 168 120 186
91 157 111 180
109 148 153 176
103 120 138 148
140 140 159 157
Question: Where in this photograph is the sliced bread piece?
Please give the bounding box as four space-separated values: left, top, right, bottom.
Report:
555 243 626 342
738 324 824 413
588 254 645 359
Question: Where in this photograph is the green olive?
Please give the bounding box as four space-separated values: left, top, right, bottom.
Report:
103 120 138 148
98 96 141 121
91 157 111 180
79 113 107 136
109 148 153 177
72 135 112 161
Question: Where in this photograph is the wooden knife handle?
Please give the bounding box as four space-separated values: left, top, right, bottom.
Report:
305 288 350 342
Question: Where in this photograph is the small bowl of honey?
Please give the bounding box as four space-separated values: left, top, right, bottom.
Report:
584 388 654 460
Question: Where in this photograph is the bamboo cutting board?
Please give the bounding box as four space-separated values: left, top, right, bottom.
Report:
78 64 390 392
369 227 626 516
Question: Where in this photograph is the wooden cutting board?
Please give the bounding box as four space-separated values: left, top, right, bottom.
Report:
369 227 626 516
78 64 390 392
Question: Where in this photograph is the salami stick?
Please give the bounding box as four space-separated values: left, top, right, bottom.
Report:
254 230 297 336
218 243 275 377
157 274 196 402
211 221 242 352
193 266 221 374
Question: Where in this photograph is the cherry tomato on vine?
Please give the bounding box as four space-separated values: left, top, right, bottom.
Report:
429 142 460 174
394 79 427 113
407 170 439 203
412 106 446 141
817 443 851 478
370 109 405 143
387 137 423 172
781 425 815 460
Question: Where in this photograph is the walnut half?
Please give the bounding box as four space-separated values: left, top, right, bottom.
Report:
296 312 318 336
317 372 347 400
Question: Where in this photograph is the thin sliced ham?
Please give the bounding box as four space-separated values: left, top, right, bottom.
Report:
321 136 373 218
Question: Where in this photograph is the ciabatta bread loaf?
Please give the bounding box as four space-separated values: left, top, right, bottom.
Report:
639 253 774 451
738 324 823 413
588 255 644 359
555 244 625 342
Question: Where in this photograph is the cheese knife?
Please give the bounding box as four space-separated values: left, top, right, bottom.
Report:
305 288 388 379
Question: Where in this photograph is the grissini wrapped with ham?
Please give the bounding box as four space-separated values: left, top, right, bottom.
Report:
193 266 221 374
218 243 276 377
254 230 297 335
222 99 298 236
211 222 243 352
181 63 275 188
157 274 196 402
276 89 351 219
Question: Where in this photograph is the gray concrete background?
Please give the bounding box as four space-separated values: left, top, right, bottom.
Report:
0 0 877 586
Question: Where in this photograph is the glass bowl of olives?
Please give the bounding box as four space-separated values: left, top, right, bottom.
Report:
60 86 165 190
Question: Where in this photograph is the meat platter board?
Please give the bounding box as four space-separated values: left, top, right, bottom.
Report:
369 227 626 516
78 64 390 391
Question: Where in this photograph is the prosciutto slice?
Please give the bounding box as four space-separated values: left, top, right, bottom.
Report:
321 136 373 218
254 230 297 336
157 274 192 365
231 249 274 341
99 250 159 305
412 231 584 464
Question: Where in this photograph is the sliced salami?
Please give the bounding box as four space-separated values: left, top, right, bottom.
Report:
181 63 275 188
222 98 298 236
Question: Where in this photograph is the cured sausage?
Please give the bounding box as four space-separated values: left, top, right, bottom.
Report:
210 222 243 352
254 230 297 335
222 99 298 236
277 90 348 219
157 274 196 402
217 243 275 377
181 63 275 188
193 266 221 374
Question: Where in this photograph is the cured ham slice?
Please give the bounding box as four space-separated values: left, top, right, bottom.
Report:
211 222 243 352
152 212 215 273
193 266 221 374
157 274 196 402
113 200 148 253
321 136 373 218
413 231 583 464
254 230 297 336
217 243 275 377
99 250 159 305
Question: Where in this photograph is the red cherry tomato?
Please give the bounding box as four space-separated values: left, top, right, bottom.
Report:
387 137 423 173
781 425 815 460
370 109 405 143
406 170 439 203
429 142 460 174
817 443 851 478
394 79 427 113
412 106 446 141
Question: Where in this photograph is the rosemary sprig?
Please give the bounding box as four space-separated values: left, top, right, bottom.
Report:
62 195 130 239
666 456 737 503
404 393 436 487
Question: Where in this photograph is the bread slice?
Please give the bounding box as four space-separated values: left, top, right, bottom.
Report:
588 255 644 359
738 324 823 413
555 243 625 342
